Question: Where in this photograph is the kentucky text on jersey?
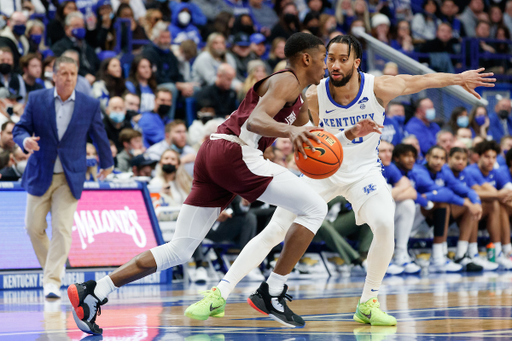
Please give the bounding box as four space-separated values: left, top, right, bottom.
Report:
320 113 376 128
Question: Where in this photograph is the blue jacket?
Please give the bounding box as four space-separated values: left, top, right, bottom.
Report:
138 111 171 148
12 89 113 199
488 111 512 143
427 164 481 204
465 164 511 190
382 116 403 146
169 3 203 46
404 116 440 155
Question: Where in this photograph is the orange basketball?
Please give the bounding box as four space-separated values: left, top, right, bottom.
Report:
294 131 343 179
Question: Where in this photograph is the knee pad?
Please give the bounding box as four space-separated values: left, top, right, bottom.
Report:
294 201 328 234
433 208 447 237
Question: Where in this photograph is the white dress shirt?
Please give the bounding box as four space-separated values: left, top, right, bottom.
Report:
53 89 76 173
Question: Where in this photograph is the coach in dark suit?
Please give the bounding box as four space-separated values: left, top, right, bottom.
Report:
13 56 113 299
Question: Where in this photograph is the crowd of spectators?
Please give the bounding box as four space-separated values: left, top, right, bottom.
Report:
0 0 511 280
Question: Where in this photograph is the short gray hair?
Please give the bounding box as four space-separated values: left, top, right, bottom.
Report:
151 21 170 41
65 11 84 26
53 56 78 73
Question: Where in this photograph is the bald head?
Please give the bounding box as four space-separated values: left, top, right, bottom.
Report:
216 63 236 90
107 96 125 116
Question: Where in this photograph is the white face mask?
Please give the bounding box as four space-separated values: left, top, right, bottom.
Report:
15 159 27 174
44 71 53 79
425 108 436 121
178 11 191 26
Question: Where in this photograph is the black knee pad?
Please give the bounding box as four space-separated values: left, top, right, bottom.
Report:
433 208 447 237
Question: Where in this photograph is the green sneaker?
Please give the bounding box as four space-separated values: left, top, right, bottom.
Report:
184 287 226 321
353 298 397 326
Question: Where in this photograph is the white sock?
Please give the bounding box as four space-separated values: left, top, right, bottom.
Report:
94 276 117 301
267 272 289 296
442 241 448 256
503 243 511 256
217 279 234 300
495 242 502 258
456 241 469 259
432 243 444 259
361 280 380 303
468 242 479 259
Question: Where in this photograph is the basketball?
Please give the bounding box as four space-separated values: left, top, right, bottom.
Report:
294 131 343 179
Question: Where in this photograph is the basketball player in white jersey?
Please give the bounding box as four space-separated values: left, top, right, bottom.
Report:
187 35 495 327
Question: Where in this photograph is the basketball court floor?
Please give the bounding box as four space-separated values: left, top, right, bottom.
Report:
2 272 512 341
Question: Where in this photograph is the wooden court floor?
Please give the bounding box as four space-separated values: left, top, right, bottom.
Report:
1 272 512 340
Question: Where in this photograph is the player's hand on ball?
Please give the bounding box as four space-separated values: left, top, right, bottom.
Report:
351 119 383 138
460 68 495 99
289 126 323 159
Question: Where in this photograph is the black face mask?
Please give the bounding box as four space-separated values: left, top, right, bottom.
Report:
240 24 254 34
499 110 509 119
308 26 319 36
162 164 176 174
0 63 12 75
157 104 171 116
284 13 297 25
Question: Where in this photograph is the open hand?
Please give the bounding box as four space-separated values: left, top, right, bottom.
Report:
349 119 383 139
460 68 495 99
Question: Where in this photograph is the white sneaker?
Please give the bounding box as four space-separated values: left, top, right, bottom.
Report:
192 267 208 283
394 253 421 274
246 267 265 281
429 257 463 273
470 254 499 271
386 263 405 275
496 255 512 270
43 283 61 299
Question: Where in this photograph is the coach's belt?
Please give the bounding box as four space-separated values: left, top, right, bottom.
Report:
210 133 248 146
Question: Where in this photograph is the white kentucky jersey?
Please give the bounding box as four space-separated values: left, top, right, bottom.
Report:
317 72 385 184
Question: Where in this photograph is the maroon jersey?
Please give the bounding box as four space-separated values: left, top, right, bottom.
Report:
216 69 304 152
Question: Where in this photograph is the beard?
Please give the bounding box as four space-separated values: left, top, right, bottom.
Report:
329 65 355 87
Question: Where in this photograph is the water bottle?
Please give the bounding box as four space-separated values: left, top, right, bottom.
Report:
487 243 495 263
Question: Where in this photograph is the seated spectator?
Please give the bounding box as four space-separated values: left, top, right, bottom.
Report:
169 3 202 46
402 134 425 164
109 139 118 169
250 33 269 63
437 130 455 153
382 102 405 146
379 140 420 274
51 12 101 85
131 154 157 177
187 99 225 148
231 13 256 37
143 21 195 119
146 119 196 175
411 0 440 42
231 33 257 82
405 98 440 156
61 50 93 97
26 20 49 57
0 121 15 153
0 12 29 58
371 13 391 44
490 6 504 37
474 20 504 74
20 54 44 94
192 33 239 90
420 23 460 72
46 1 77 46
465 141 512 269
275 137 293 158
87 0 116 51
239 59 267 101
302 11 321 37
123 92 142 127
116 128 145 172
268 3 301 42
177 40 198 83
468 104 491 139
86 143 99 182
488 97 512 143
0 47 26 103
497 136 512 167
144 9 163 37
116 3 149 52
460 0 485 38
195 63 237 119
103 96 133 151
447 106 469 133
439 0 465 38
266 37 286 71
138 88 173 147
391 20 414 53
0 145 28 181
112 0 148 22
126 56 157 113
455 127 473 148
92 57 126 112
149 149 192 204
42 56 56 89
249 0 279 34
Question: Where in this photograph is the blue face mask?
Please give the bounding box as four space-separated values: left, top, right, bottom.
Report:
425 108 436 121
72 27 86 40
394 115 405 126
13 24 26 36
30 34 42 45
110 111 126 123
475 115 486 126
86 157 98 167
457 115 469 128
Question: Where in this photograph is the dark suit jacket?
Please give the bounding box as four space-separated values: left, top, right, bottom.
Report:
12 88 113 199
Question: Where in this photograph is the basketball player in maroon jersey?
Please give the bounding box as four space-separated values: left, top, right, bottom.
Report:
68 33 333 334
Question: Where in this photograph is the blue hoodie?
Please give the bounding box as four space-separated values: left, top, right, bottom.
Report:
404 117 440 155
170 1 207 26
169 3 203 46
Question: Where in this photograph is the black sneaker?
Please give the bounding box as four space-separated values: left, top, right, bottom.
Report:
247 282 305 328
454 256 484 272
67 280 108 335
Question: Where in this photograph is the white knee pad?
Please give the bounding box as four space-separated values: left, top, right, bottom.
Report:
150 237 200 272
294 200 328 234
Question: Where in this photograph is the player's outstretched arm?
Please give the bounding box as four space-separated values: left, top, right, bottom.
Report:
374 68 496 107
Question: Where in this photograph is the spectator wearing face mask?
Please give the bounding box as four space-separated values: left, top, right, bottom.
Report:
455 127 473 149
0 47 26 103
0 12 29 58
469 105 491 140
447 106 470 134
138 88 173 147
268 3 301 42
169 4 202 46
20 53 44 94
405 98 441 155
25 20 49 57
0 145 28 181
85 142 99 181
149 149 192 204
187 98 225 148
47 1 78 47
489 98 512 143
92 57 126 112
103 96 133 151
51 12 101 85
42 56 56 89
497 136 512 167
